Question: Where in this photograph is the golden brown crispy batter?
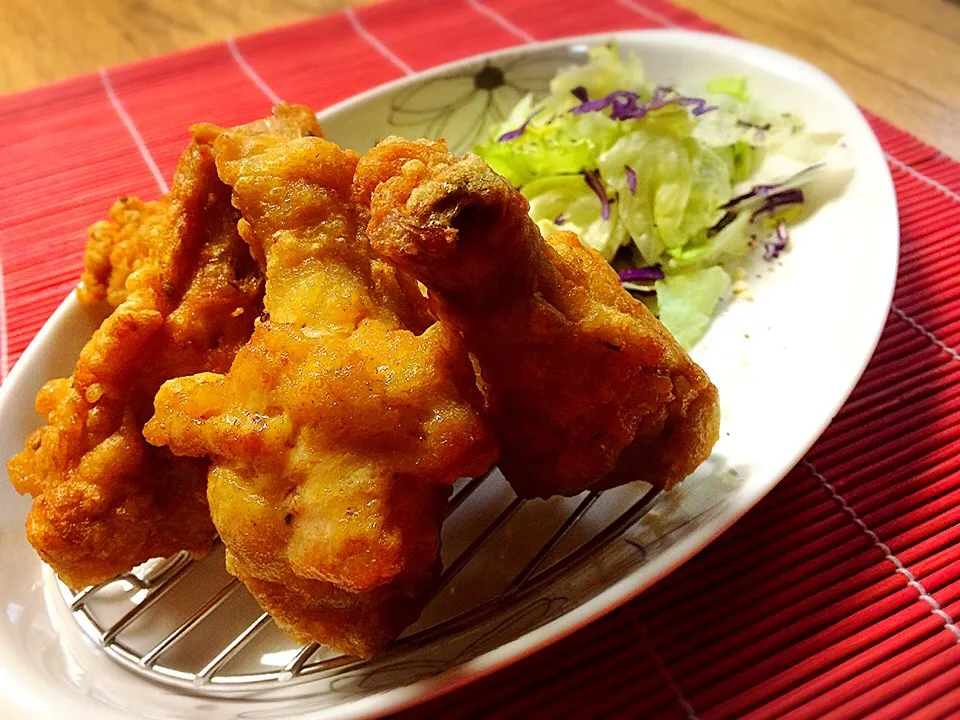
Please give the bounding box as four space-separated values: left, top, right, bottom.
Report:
144 115 496 657
78 196 169 307
7 136 263 590
358 137 720 499
75 102 320 309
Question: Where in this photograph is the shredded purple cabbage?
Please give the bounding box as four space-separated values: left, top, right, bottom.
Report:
497 110 540 142
618 265 665 282
719 185 777 211
712 184 802 241
709 210 737 236
764 222 789 260
571 88 716 120
571 91 635 116
750 188 804 221
554 214 566 226
625 165 637 194
720 163 825 211
571 86 590 103
582 169 611 221
652 85 672 101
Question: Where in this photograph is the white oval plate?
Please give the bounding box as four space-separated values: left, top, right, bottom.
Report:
0 30 897 720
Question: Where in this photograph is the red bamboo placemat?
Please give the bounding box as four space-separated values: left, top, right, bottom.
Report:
2 0 959 717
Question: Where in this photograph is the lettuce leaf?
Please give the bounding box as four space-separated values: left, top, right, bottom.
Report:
549 44 649 106
522 175 628 260
655 267 732 349
476 106 624 187
597 114 732 264
705 76 750 102
665 211 752 270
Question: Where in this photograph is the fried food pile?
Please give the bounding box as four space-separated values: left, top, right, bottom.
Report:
8 105 719 657
357 137 720 498
144 110 496 658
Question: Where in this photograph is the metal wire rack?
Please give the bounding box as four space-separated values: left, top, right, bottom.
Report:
56 469 662 695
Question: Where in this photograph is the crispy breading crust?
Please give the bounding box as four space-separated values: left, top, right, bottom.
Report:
145 109 496 657
78 196 169 307
358 137 720 498
8 136 263 589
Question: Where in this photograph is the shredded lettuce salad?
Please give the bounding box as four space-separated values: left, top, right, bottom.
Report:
475 44 851 348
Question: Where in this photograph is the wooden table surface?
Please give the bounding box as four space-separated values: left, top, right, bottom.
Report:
1 0 958 157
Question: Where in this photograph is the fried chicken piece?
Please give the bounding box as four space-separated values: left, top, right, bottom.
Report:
357 137 720 499
7 135 263 589
144 117 496 657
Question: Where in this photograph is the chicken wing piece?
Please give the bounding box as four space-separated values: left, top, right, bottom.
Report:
7 133 263 590
357 137 720 499
144 118 496 657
